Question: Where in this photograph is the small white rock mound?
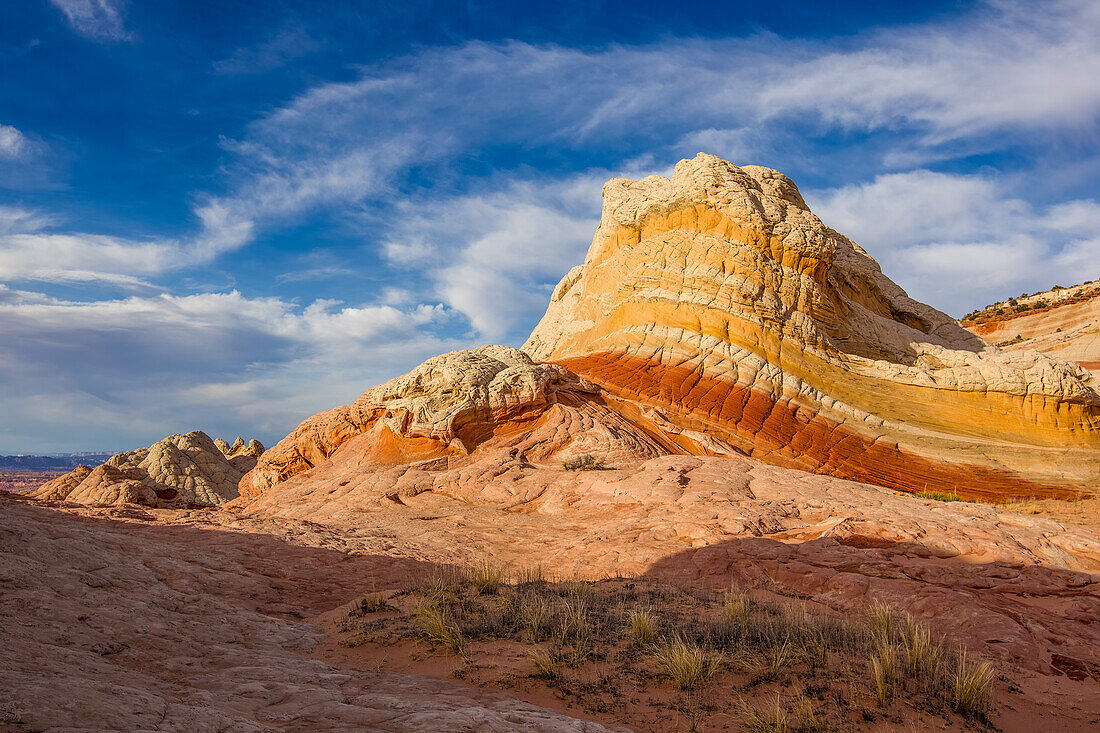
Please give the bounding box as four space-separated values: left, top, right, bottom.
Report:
34 431 264 507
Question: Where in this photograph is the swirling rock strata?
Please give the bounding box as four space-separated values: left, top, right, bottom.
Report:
524 154 1100 498
240 346 669 497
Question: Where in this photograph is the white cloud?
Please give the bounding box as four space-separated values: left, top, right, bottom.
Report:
189 0 1100 321
0 197 259 287
380 175 605 339
0 205 54 234
757 1 1100 144
0 124 26 160
0 206 181 286
0 287 468 451
0 232 180 282
807 171 1100 314
49 0 130 41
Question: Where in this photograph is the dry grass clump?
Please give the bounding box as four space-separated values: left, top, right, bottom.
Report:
792 694 825 733
463 558 503 595
514 564 546 585
868 599 894 645
754 637 792 683
414 600 465 655
558 599 588 639
349 592 387 615
518 592 548 640
530 648 561 682
1000 498 1043 515
562 454 605 471
914 490 967 502
649 634 721 690
556 599 592 666
724 586 750 625
419 567 463 601
740 693 788 733
627 607 657 645
901 614 941 682
802 630 828 669
870 643 896 708
951 650 995 718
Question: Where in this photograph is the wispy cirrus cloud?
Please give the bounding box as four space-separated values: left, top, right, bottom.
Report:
49 0 131 42
213 25 321 75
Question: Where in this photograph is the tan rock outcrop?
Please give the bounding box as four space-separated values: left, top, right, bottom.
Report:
240 346 670 497
36 431 261 507
964 282 1100 382
523 153 1100 498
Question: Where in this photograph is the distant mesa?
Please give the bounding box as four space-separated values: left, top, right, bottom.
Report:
34 431 264 507
242 154 1098 503
0 452 116 472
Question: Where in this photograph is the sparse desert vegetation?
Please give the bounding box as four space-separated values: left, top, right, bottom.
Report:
563 454 606 471
334 562 1000 730
914 490 969 503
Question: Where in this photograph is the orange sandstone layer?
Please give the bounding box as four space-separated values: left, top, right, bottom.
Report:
556 352 1080 500
525 154 1100 498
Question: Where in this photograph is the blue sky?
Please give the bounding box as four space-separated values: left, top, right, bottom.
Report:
1 0 1098 453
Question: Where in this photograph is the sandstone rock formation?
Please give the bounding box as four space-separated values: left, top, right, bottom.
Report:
35 431 263 507
524 153 1099 497
232 332 1100 683
240 345 668 497
963 281 1100 381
